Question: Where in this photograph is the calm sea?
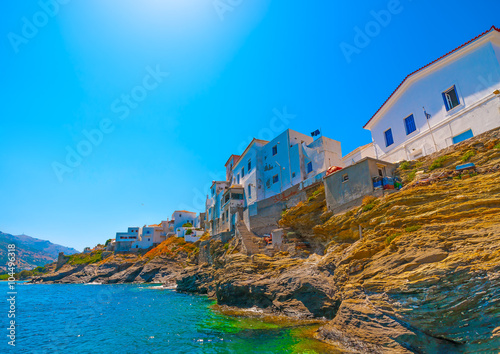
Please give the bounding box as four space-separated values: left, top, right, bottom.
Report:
0 282 338 353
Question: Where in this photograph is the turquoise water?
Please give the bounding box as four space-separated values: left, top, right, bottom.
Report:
0 282 335 353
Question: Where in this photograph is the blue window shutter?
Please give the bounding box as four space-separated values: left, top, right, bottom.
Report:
442 92 449 111
404 115 416 135
384 129 394 147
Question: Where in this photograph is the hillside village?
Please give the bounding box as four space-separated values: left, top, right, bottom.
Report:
29 26 500 353
86 26 500 256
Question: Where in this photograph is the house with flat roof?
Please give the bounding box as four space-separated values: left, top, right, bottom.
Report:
205 180 229 235
171 210 197 234
231 129 342 207
115 227 142 251
324 157 396 214
364 26 500 162
342 143 376 167
205 128 343 236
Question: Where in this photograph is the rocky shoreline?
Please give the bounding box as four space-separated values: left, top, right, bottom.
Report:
31 131 500 353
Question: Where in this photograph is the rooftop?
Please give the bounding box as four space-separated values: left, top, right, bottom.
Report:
364 26 500 129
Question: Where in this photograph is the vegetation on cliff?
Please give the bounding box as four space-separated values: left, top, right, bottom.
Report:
31 127 500 352
144 236 198 260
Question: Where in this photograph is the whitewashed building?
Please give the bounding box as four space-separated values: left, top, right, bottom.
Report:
205 180 229 235
364 26 500 162
115 227 142 251
205 128 343 236
231 129 342 205
342 143 376 167
171 210 197 235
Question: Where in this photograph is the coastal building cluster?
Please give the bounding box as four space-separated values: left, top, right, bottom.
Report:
104 27 500 252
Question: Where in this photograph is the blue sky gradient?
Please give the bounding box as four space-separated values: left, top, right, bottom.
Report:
1 0 499 250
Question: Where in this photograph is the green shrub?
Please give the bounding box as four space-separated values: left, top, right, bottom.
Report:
405 225 421 233
105 239 112 246
67 251 103 265
185 229 193 235
494 143 500 149
385 233 401 245
461 150 476 162
223 243 229 250
182 222 193 227
399 161 410 170
415 161 423 169
429 156 449 171
408 170 416 181
362 203 375 212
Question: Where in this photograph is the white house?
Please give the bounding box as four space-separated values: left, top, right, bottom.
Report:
171 210 197 235
139 221 170 247
231 129 343 205
342 143 376 167
364 26 500 162
115 227 142 251
204 128 343 236
205 180 229 235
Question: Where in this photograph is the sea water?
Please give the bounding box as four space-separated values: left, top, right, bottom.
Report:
0 282 339 353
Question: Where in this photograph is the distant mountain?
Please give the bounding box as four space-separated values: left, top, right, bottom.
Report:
0 231 79 271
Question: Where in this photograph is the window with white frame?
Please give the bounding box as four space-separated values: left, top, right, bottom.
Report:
342 174 349 182
442 85 460 111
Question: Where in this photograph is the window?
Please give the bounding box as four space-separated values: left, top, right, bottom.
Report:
384 128 394 147
342 174 349 182
292 172 296 178
273 174 279 183
404 114 416 135
306 162 313 174
248 185 252 198
272 145 278 156
237 174 240 184
452 129 473 144
442 86 460 111
241 167 245 178
248 160 251 172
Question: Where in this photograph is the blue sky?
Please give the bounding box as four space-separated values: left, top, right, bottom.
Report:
1 0 499 251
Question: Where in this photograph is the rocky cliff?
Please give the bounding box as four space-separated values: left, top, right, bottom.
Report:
32 128 500 353
30 236 197 285
177 128 500 353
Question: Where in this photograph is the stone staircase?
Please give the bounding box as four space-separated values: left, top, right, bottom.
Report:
235 221 261 255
